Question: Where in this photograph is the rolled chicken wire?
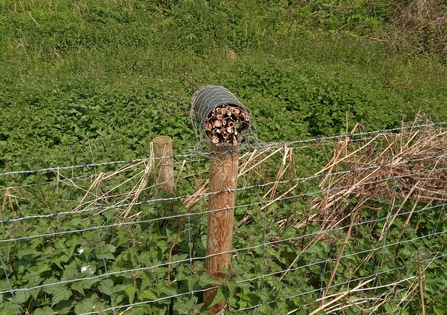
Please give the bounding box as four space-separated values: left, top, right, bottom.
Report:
190 85 250 146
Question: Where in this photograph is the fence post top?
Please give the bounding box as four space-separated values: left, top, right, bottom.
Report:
153 136 173 144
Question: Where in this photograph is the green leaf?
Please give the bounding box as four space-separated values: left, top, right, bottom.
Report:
226 278 237 299
139 288 158 300
29 263 52 276
61 262 78 281
53 300 74 315
52 285 72 306
74 294 100 315
208 286 226 309
34 306 54 315
98 279 114 295
14 290 31 304
81 278 101 289
140 277 154 294
52 254 70 269
125 305 158 315
187 275 198 293
42 277 58 293
125 284 137 304
155 284 177 298
173 296 202 315
16 246 36 259
258 303 272 315
0 280 12 292
198 273 221 287
96 243 116 260
256 288 270 303
29 287 40 300
71 281 85 295
173 301 190 314
384 304 395 313
27 271 43 287
74 300 94 315
0 301 20 315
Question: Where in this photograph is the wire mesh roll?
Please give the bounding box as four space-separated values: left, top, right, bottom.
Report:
190 85 250 146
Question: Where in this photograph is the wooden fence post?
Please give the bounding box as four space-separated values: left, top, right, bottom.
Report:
153 136 175 195
204 143 239 314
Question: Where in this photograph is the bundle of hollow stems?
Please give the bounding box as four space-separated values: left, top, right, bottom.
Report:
204 104 250 145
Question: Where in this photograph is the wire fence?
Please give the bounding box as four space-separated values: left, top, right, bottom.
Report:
1 121 447 315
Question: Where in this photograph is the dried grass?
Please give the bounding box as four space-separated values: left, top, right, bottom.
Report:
387 0 447 55
72 141 184 218
311 113 447 228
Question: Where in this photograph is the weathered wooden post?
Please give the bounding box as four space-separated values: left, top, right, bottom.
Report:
153 136 175 195
205 143 239 313
190 86 250 314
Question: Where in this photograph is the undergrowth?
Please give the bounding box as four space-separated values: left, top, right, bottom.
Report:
1 0 447 170
1 0 447 314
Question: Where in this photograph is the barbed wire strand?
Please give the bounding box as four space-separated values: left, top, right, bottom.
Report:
2 124 447 314
0 159 203 192
2 205 444 296
1 200 443 291
2 152 446 224
2 213 444 313
1 179 445 258
3 239 444 315
1 172 445 245
236 252 447 312
1 121 445 178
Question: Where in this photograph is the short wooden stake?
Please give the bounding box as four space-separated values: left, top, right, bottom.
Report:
153 136 175 195
204 144 239 314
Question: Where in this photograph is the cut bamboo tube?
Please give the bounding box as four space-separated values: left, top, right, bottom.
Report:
153 136 175 195
211 135 220 144
213 120 223 128
204 143 239 314
225 106 231 116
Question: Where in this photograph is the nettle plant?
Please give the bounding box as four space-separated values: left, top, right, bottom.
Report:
0 165 201 314
0 144 296 314
2 123 447 315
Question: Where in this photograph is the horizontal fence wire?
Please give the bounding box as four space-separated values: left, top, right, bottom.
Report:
2 153 446 225
1 120 446 178
1 122 447 315
1 202 443 291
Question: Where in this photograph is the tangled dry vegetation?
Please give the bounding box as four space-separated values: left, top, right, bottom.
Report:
311 114 447 228
387 0 447 56
64 114 447 232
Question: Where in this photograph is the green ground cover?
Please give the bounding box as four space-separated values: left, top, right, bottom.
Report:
1 0 447 170
1 1 447 314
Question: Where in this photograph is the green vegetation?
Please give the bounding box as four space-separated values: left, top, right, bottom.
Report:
1 0 447 170
1 0 447 314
